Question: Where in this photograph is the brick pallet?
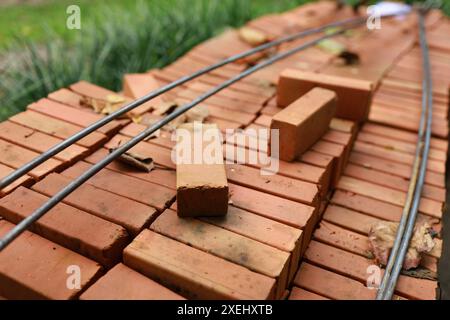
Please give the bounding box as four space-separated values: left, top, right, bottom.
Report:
0 1 448 300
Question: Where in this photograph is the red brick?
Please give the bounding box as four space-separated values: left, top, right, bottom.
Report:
0 220 102 300
0 139 62 179
289 287 328 300
314 221 372 258
85 147 176 189
323 204 441 238
175 123 228 217
177 88 262 114
369 106 448 138
362 123 448 152
0 187 129 267
299 150 335 174
293 262 376 300
321 205 441 262
199 205 302 284
330 118 357 137
70 80 117 100
187 81 268 105
311 140 345 186
32 173 157 236
344 163 445 202
10 111 107 149
124 229 276 299
0 121 88 163
349 152 445 188
123 73 164 116
104 134 175 169
28 98 122 136
151 209 290 298
304 240 437 300
80 263 184 300
175 97 256 126
278 69 374 122
357 131 446 162
353 140 445 174
338 176 442 219
271 87 336 161
228 183 315 229
62 161 175 211
197 73 274 97
48 88 84 109
223 143 330 195
226 163 319 206
0 163 33 196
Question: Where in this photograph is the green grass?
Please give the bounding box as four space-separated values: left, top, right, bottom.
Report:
0 0 310 120
1 0 449 121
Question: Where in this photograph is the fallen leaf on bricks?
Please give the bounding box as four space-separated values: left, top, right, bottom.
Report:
109 147 154 172
186 104 209 122
153 101 178 116
81 94 131 117
368 221 436 270
239 27 268 46
317 39 346 55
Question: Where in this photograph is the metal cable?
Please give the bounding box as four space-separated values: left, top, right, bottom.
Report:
0 15 369 190
376 10 432 300
0 20 367 251
0 11 410 251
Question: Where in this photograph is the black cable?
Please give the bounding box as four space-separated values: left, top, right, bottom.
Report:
0 11 408 251
0 15 368 190
376 10 432 300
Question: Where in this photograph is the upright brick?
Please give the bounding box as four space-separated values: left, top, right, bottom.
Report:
80 263 184 300
278 69 374 122
0 220 102 299
124 230 276 299
271 87 336 161
176 123 228 217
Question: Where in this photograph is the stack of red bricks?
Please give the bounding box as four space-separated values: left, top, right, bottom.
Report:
0 1 448 300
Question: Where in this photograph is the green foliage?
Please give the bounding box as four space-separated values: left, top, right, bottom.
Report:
0 0 309 120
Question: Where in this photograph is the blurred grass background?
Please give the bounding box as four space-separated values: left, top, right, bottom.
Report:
0 0 449 120
0 0 313 120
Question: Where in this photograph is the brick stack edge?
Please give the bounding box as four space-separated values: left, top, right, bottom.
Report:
0 1 449 300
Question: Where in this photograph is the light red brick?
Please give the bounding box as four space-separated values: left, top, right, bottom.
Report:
32 173 157 236
124 229 276 299
176 123 228 217
278 69 373 122
80 263 184 300
271 87 336 161
0 187 129 267
151 209 290 298
0 220 102 299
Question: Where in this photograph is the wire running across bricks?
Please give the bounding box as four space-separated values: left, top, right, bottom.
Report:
0 1 448 300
